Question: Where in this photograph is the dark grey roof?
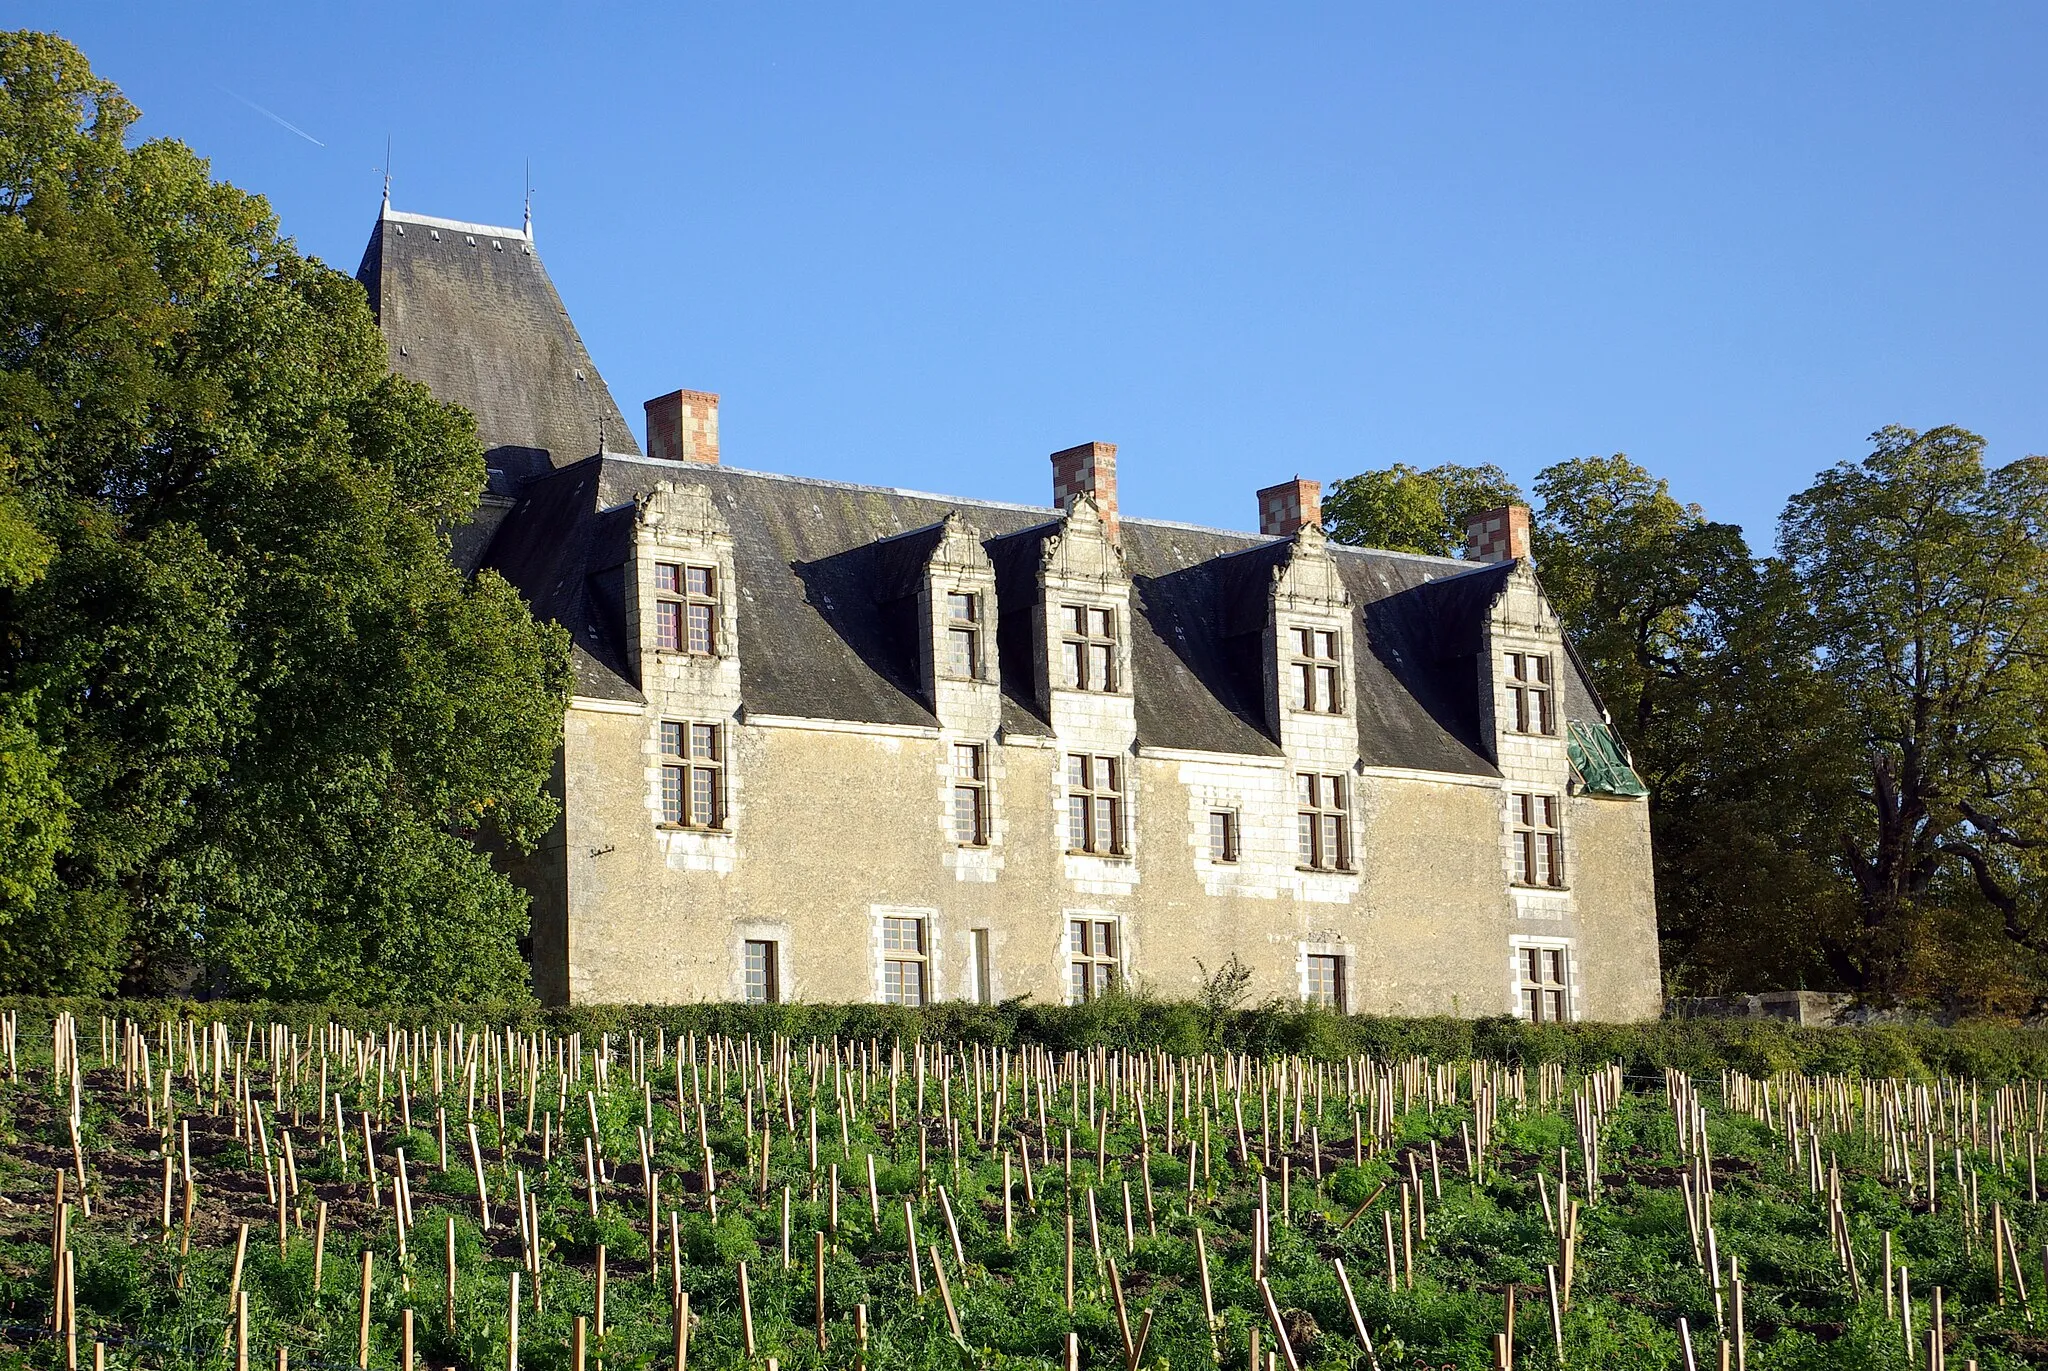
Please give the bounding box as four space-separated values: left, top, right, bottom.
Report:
480 457 1608 776
357 209 639 492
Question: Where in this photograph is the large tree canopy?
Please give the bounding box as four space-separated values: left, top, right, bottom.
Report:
1781 426 2048 1007
0 32 569 1001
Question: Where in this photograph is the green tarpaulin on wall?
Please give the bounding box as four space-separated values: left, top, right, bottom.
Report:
1568 719 1649 797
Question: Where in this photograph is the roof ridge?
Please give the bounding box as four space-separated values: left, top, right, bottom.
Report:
382 205 531 241
583 453 1473 567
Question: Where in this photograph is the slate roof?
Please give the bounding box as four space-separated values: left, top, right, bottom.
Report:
356 207 639 492
359 203 1612 777
480 455 1610 776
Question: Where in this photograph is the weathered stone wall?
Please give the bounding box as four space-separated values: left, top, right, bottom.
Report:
542 702 1661 1020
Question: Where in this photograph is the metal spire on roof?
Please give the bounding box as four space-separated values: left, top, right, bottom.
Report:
382 135 392 213
523 159 532 240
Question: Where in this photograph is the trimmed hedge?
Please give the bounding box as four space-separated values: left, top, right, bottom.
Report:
10 995 2048 1082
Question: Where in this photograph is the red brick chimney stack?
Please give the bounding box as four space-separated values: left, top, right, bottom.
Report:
1051 441 1118 540
644 390 720 465
1464 504 1532 563
1257 478 1322 537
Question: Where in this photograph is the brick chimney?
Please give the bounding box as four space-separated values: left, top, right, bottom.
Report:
1051 441 1117 540
1464 504 1532 563
644 389 720 465
1257 478 1322 537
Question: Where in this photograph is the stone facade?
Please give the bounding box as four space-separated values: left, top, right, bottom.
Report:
522 472 1660 1022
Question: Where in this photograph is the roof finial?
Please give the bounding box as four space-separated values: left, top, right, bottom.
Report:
382 135 392 213
523 159 532 240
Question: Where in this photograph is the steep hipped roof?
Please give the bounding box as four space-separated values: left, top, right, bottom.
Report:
357 207 639 491
480 456 1598 776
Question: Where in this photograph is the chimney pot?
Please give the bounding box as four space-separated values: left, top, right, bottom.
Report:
1050 441 1118 540
1256 477 1322 537
645 389 720 465
1463 504 1533 563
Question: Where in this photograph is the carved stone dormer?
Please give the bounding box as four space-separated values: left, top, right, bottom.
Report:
1479 557 1576 913
917 513 1001 736
1036 494 1135 725
629 482 739 704
1262 524 1357 767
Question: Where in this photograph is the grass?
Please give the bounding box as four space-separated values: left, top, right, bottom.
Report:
5 1010 2045 1369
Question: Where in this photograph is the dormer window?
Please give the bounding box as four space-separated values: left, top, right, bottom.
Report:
1061 605 1118 692
1506 652 1554 734
1292 628 1343 713
945 592 982 679
656 563 718 654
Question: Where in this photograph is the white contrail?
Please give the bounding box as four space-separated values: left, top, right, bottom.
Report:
220 86 326 147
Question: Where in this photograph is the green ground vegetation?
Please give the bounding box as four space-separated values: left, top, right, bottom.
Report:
8 1009 2048 1369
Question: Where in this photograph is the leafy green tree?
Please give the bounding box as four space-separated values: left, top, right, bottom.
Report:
1322 462 1523 555
0 32 569 1000
1529 456 1853 994
1780 426 2048 1007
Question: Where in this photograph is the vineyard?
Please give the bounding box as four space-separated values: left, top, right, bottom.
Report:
8 1009 2048 1370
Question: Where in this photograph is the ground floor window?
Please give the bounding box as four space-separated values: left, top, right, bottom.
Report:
972 928 993 1006
1305 953 1345 1010
743 940 779 1004
882 915 928 1006
1520 944 1571 1022
1069 917 1119 1003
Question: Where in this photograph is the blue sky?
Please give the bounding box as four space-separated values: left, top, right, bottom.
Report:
25 3 2048 545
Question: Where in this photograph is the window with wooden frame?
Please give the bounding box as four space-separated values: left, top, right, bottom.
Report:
1305 953 1345 1010
1068 918 1119 1003
952 743 988 846
1505 652 1555 735
944 592 982 680
1291 627 1344 713
658 721 725 829
1520 945 1570 1022
742 940 779 1004
1511 792 1564 887
1207 809 1240 863
1060 604 1119 692
1065 754 1126 855
1295 772 1351 871
654 562 718 655
881 915 927 1006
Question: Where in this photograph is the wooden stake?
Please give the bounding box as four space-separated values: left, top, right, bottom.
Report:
1109 1258 1136 1366
1545 1263 1565 1365
739 1260 757 1357
931 1246 965 1348
508 1271 520 1371
1259 1276 1302 1371
1333 1258 1383 1371
314 1201 329 1294
816 1230 829 1351
358 1250 373 1369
